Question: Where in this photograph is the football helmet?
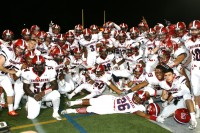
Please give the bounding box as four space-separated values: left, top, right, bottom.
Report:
188 20 200 36
21 28 31 41
24 50 35 66
74 24 83 36
52 24 61 35
65 31 75 43
132 90 148 104
157 27 168 40
30 25 40 35
73 47 83 59
13 39 27 57
175 22 186 37
2 29 14 42
83 28 92 41
147 28 156 40
158 49 171 64
57 34 66 47
32 55 46 73
146 103 160 116
102 28 111 39
90 25 99 34
118 31 126 43
174 108 191 124
95 64 105 77
133 64 143 78
50 46 65 63
36 31 46 45
120 23 128 32
99 45 107 59
62 44 70 57
129 27 139 39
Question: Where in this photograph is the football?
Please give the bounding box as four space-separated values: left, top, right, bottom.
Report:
174 108 191 124
146 103 160 116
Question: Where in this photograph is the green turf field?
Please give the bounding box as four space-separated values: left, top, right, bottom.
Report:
1 94 171 133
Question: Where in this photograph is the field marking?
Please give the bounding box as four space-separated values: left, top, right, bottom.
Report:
64 114 87 133
10 114 93 131
10 118 66 130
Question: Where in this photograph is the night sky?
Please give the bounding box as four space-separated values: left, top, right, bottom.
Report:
1 0 200 38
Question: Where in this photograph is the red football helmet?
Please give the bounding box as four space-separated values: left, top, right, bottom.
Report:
24 50 35 66
132 90 148 104
32 55 46 73
146 103 160 116
147 28 156 40
95 64 105 76
13 39 27 57
65 31 75 43
83 28 92 41
50 46 65 63
90 25 99 34
62 44 70 56
57 34 66 47
175 22 186 37
99 45 107 59
118 31 126 43
74 24 83 36
166 24 176 36
129 27 139 39
73 47 83 59
52 24 61 35
21 28 31 41
174 108 191 124
30 25 40 35
102 28 111 39
120 23 128 32
158 49 171 64
133 64 143 78
188 20 200 36
154 23 164 34
2 29 14 42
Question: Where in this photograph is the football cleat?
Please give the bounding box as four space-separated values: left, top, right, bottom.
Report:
52 113 62 121
61 110 68 115
188 119 197 130
65 101 72 107
8 110 18 116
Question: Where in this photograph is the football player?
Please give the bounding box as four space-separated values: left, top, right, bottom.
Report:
61 90 164 123
21 55 61 120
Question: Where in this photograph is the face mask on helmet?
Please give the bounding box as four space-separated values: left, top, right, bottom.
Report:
32 55 46 73
132 91 147 104
95 64 105 77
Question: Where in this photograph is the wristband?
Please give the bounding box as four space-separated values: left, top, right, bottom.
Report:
44 88 53 95
149 115 157 121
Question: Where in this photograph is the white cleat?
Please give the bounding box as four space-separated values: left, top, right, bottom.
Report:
188 119 197 130
52 113 62 121
65 101 72 107
61 109 68 115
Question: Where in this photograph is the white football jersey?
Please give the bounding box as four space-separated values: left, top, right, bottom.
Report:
21 66 57 94
0 45 16 75
96 54 115 72
114 92 146 113
159 76 189 97
185 37 200 64
79 36 98 53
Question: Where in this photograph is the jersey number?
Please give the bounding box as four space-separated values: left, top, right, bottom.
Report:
116 97 130 111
